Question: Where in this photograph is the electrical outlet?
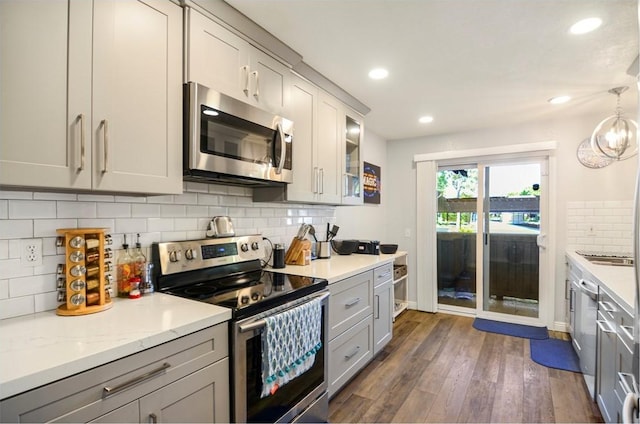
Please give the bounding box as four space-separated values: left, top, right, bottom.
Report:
21 238 43 267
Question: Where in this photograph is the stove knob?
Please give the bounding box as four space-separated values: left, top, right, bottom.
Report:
240 295 250 305
240 243 249 252
251 241 260 251
185 248 197 260
251 292 260 301
169 251 177 262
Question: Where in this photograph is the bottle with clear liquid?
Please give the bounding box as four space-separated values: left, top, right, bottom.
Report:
117 235 134 298
132 233 147 282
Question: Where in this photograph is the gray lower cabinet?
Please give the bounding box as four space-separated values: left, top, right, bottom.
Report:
328 270 374 398
373 263 393 355
0 323 230 423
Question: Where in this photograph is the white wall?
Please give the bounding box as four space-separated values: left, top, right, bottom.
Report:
386 111 637 326
335 129 389 242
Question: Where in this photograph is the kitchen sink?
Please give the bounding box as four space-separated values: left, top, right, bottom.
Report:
576 251 634 267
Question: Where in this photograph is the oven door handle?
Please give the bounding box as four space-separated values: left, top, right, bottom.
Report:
238 291 329 333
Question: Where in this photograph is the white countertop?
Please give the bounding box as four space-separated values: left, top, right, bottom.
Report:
566 250 635 310
269 251 407 283
0 293 231 400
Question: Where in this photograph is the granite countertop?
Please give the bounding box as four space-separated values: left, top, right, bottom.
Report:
268 251 407 283
0 293 231 400
565 250 635 311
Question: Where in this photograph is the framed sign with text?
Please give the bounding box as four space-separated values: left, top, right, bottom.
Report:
363 162 381 204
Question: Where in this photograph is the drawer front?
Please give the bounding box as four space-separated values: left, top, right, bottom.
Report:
329 271 373 340
373 263 393 287
1 323 228 423
328 316 373 398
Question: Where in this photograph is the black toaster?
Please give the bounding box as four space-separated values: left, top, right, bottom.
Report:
356 240 380 255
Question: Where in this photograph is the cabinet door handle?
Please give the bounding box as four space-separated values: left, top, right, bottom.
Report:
345 297 360 307
596 319 616 334
149 413 158 424
242 65 250 95
77 114 85 171
375 294 380 319
319 168 324 194
344 345 360 360
313 167 318 193
102 119 109 173
103 362 170 396
252 70 259 100
598 300 616 313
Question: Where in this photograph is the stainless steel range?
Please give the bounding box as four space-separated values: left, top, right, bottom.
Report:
152 235 329 423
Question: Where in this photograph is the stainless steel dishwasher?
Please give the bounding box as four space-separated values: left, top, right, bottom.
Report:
572 277 599 399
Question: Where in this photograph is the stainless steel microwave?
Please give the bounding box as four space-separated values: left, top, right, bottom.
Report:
184 82 293 186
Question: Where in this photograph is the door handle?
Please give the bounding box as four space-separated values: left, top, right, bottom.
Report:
77 114 85 171
252 70 259 101
242 65 250 95
103 362 170 396
536 234 547 249
102 119 109 173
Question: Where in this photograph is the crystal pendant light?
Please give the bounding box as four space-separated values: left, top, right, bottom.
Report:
590 86 638 161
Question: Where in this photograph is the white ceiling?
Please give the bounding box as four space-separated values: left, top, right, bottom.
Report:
225 0 639 141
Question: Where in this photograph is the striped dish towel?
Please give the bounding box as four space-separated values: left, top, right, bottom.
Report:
261 297 322 398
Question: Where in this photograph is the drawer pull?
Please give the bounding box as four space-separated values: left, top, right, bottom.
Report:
598 300 616 313
620 325 634 341
345 297 361 308
345 346 361 360
149 413 158 424
103 362 171 396
596 319 616 334
618 372 639 396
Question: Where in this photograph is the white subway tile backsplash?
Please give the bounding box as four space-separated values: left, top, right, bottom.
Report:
115 218 148 234
77 219 115 231
132 204 161 218
57 201 97 219
9 274 55 297
160 204 186 217
9 200 56 219
35 291 59 313
77 194 116 202
147 218 175 232
566 200 633 253
0 296 34 319
0 280 8 299
34 192 78 201
34 219 78 237
0 191 32 200
97 203 131 218
0 220 33 239
0 184 336 319
197 194 219 205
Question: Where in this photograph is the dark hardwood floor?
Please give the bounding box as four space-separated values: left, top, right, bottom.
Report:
328 310 603 423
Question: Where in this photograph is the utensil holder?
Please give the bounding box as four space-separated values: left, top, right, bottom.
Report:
56 228 114 316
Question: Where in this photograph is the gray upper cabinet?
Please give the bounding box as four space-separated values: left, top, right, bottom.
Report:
0 0 183 194
185 7 290 116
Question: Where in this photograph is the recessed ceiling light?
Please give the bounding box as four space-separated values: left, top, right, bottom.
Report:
368 68 389 80
569 17 602 35
419 116 434 124
548 95 571 104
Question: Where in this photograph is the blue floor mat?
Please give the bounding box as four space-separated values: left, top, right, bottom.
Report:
530 338 580 372
472 318 549 340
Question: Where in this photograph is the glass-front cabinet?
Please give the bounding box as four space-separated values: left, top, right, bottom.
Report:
343 113 363 204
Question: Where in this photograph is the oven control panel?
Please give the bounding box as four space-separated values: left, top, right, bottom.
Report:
154 235 264 275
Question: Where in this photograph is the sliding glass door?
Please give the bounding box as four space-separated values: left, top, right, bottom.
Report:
436 159 544 320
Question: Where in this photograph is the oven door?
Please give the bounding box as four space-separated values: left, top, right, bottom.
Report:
232 291 329 423
185 82 293 184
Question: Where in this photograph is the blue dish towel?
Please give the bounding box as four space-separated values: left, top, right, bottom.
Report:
261 298 322 398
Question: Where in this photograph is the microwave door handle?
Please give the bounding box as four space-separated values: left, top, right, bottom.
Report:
275 123 285 175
